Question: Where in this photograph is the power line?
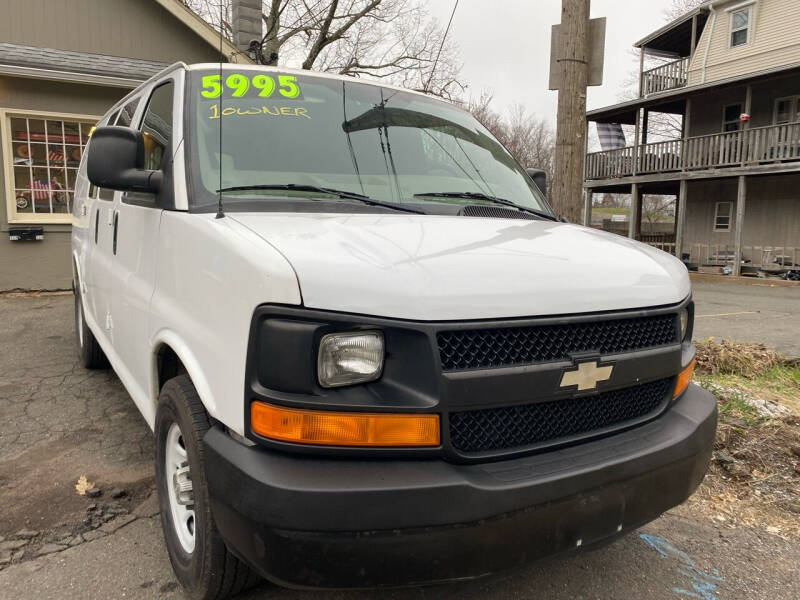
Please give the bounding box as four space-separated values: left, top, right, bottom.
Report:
425 0 459 93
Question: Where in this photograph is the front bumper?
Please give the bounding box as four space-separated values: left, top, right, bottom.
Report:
204 383 717 589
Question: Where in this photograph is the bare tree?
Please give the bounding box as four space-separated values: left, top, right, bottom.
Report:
182 0 464 99
663 0 706 20
641 195 676 228
468 92 509 144
467 93 555 194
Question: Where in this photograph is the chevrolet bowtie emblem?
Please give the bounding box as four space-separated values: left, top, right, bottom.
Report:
560 361 614 391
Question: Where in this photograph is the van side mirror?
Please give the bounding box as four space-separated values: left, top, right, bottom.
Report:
526 168 547 196
87 126 162 194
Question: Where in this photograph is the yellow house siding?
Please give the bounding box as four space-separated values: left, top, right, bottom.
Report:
687 0 800 86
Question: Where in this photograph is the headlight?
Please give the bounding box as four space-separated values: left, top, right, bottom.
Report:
679 307 689 341
317 331 384 388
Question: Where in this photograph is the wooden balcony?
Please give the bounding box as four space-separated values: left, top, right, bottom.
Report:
586 122 800 181
641 57 690 96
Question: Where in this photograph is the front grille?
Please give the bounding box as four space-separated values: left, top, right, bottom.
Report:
449 377 672 454
437 313 678 371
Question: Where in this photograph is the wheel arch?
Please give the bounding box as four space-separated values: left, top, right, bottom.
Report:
151 330 218 420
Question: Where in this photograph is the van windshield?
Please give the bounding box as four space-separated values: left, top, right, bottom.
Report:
187 68 551 215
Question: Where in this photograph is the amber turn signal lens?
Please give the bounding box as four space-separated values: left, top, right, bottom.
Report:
673 359 696 398
250 402 440 447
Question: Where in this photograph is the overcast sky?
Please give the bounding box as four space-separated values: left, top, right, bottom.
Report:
428 0 677 122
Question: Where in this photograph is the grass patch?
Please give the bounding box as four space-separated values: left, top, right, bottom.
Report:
694 339 783 377
592 207 629 215
688 340 800 538
693 339 800 417
697 378 764 425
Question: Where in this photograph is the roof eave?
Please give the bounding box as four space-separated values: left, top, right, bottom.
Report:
634 6 709 49
0 63 145 88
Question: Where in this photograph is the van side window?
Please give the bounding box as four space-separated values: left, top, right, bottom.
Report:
116 98 140 128
91 111 119 200
140 82 174 171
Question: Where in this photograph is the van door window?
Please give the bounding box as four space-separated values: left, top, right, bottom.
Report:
96 100 141 201
92 111 119 200
141 82 174 171
122 82 174 206
116 98 140 128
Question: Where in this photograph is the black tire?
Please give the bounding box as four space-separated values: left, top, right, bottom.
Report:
73 282 109 369
155 375 261 599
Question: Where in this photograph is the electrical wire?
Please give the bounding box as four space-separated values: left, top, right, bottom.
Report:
425 0 459 93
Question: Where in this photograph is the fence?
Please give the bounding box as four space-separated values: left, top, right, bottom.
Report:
642 57 690 95
586 122 800 180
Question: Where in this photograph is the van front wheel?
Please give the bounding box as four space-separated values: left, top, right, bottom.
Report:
155 376 260 599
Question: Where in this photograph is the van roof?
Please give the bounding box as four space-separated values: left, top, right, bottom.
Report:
186 62 452 106
103 61 460 125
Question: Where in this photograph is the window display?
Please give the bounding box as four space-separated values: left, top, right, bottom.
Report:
7 114 94 219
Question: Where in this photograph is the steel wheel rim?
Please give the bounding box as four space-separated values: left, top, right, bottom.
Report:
165 422 196 553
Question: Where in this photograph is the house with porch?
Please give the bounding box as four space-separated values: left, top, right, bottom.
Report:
584 0 800 276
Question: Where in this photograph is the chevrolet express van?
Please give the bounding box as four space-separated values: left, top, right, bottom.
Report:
72 63 717 599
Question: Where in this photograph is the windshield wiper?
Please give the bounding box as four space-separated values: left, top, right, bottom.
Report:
217 184 425 215
413 191 557 221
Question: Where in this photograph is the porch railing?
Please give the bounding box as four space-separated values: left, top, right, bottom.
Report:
642 57 690 96
586 122 800 180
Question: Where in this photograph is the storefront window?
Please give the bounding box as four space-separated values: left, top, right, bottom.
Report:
5 113 95 221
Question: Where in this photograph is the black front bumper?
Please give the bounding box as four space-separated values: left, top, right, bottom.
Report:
204 383 717 589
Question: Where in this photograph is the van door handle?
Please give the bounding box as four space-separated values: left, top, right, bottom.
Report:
94 209 99 244
112 211 119 255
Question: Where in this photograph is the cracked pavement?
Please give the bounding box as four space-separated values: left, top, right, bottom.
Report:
1 292 798 599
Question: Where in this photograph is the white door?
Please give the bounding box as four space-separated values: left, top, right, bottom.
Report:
110 74 180 418
82 109 120 345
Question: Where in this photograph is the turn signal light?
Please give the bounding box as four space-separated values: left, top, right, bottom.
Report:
250 402 440 447
673 359 696 398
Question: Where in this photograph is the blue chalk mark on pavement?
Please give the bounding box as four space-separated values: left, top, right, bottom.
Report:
640 533 723 600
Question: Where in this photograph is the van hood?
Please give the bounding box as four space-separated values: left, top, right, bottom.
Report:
230 213 690 321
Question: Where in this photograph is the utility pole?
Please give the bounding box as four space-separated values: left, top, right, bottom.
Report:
552 0 590 223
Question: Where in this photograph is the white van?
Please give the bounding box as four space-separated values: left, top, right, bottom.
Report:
72 62 716 599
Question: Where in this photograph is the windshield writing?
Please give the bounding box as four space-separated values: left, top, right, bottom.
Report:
188 69 550 214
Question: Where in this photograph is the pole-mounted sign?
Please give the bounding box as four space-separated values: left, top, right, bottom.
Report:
549 17 607 91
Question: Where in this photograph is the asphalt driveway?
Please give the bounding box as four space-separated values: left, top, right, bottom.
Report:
0 286 798 599
691 277 800 357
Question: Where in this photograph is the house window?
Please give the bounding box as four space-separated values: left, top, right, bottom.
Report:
723 104 743 132
714 201 732 232
730 7 751 48
774 96 799 124
2 110 97 223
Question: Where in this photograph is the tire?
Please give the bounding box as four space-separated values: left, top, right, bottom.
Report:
155 375 261 599
73 282 109 369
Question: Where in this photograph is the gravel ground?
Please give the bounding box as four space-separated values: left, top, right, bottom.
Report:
1 290 798 600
